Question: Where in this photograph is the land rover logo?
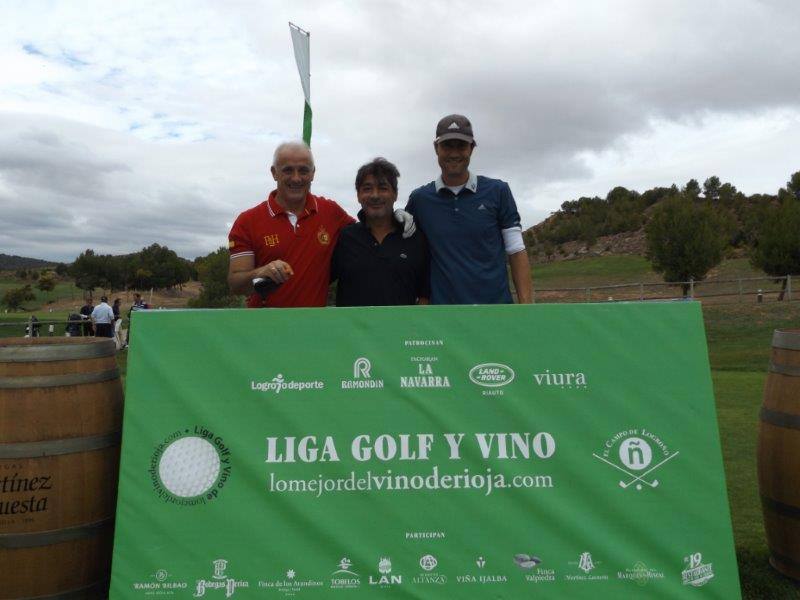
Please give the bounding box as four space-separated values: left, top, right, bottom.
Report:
469 363 515 388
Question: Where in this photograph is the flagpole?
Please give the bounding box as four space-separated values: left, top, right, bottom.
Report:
289 22 312 146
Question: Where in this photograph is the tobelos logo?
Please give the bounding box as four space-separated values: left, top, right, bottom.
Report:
150 426 232 505
593 429 679 491
469 363 515 388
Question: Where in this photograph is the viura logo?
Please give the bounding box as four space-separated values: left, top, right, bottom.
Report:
532 369 587 389
469 363 515 393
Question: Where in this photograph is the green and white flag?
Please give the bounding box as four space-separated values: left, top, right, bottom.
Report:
289 22 311 145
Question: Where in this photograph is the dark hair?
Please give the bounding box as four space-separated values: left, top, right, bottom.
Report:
355 157 400 192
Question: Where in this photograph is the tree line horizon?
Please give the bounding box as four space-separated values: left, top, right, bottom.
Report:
4 170 799 309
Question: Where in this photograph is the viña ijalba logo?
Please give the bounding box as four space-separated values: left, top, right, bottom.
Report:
593 428 679 491
150 426 232 505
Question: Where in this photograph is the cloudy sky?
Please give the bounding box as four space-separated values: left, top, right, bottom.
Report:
1 0 799 262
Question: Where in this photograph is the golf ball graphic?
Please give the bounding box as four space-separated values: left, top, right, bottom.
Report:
158 436 220 497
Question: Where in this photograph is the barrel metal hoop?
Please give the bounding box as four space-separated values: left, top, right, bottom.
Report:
0 431 121 458
770 550 800 571
761 494 800 521
0 518 113 549
0 340 116 362
769 362 800 378
760 407 800 431
773 330 800 351
26 579 110 600
0 368 119 389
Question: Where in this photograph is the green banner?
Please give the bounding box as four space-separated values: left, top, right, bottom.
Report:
110 303 740 598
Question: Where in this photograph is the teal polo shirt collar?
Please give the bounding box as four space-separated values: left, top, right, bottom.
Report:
434 171 478 194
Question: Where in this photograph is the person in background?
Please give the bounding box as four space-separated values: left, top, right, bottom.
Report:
112 298 121 322
406 114 533 305
79 298 94 336
331 157 430 306
91 296 115 338
125 293 147 348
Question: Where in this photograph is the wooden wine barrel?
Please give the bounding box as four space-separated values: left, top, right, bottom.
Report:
758 329 800 581
0 337 123 599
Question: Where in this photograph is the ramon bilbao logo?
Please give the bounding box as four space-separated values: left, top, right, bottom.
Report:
593 428 679 491
150 426 232 506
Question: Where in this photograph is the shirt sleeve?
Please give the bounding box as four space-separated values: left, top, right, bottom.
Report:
405 193 417 216
417 231 431 300
498 182 522 230
228 212 254 259
333 201 356 232
330 237 341 283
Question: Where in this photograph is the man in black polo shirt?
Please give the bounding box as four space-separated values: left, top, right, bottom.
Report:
331 158 430 306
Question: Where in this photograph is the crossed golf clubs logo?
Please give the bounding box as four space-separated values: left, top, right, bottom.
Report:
592 436 679 491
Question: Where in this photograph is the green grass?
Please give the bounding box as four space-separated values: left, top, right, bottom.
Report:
533 255 656 287
704 302 800 371
0 277 82 309
702 302 800 598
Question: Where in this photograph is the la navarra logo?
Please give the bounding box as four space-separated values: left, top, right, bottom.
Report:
593 428 679 491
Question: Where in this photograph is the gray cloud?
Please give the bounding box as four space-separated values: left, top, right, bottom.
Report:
1 0 799 261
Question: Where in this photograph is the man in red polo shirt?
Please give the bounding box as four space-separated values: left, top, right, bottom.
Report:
228 141 414 307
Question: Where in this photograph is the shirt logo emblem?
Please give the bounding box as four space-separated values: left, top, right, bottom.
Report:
228 240 235 248
317 226 330 245
264 234 280 247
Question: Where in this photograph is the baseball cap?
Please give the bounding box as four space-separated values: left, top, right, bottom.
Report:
435 114 475 144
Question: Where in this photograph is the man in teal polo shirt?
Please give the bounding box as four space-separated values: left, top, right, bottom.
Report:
406 114 533 304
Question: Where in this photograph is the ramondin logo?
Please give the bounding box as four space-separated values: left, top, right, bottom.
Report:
341 357 385 390
593 428 680 492
149 426 232 505
469 363 515 388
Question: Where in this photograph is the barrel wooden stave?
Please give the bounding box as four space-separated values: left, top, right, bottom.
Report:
0 338 122 600
758 329 800 580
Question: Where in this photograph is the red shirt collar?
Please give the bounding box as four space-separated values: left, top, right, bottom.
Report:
267 191 318 218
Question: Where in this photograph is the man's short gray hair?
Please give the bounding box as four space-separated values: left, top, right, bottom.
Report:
272 141 315 168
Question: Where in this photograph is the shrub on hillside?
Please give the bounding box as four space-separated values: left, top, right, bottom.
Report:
645 194 728 297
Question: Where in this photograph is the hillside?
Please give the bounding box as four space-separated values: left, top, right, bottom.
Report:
523 172 799 264
0 253 58 270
